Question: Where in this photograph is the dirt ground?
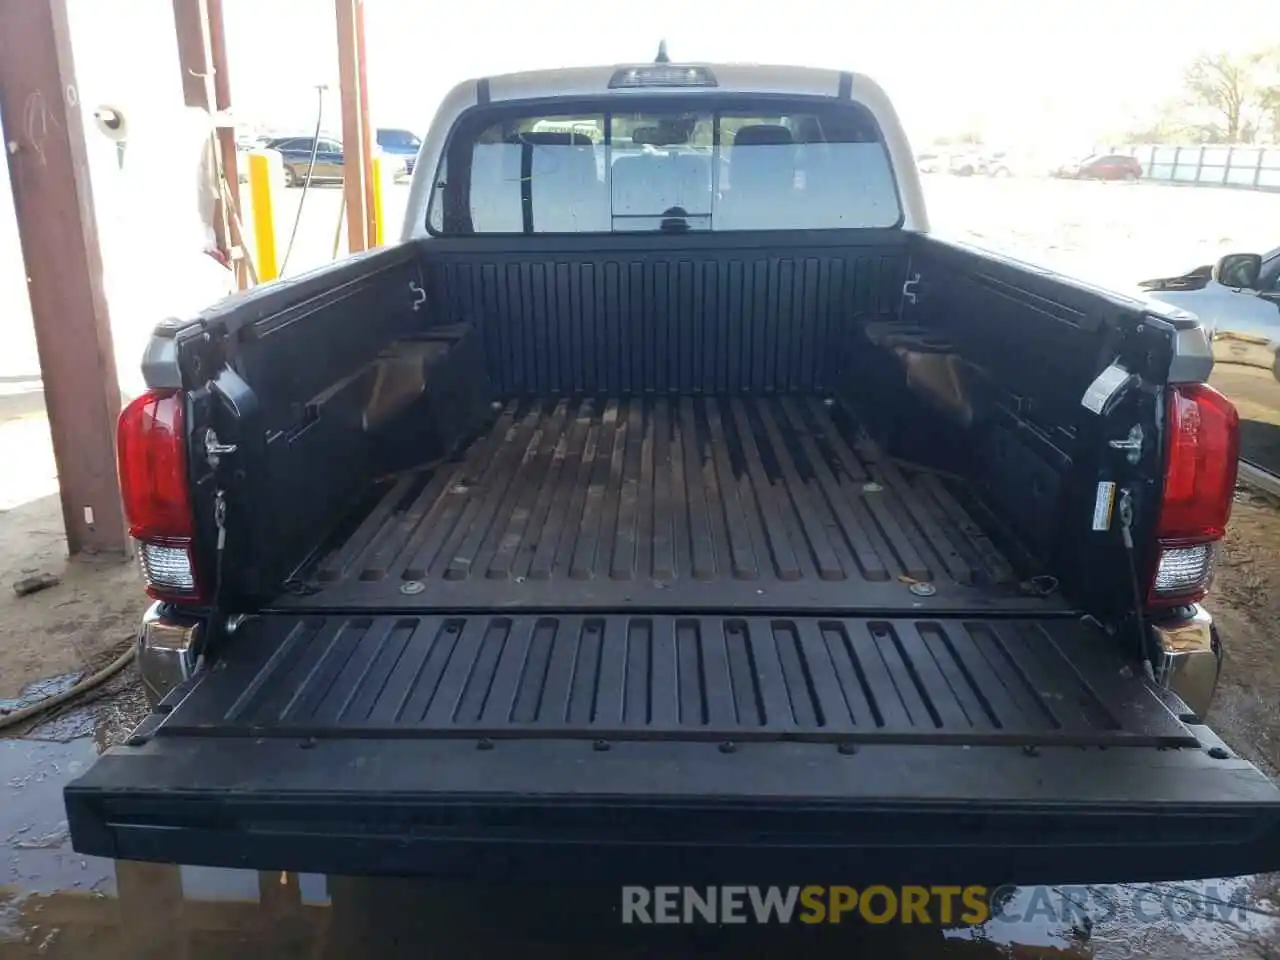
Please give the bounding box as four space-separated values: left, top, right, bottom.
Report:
0 503 144 702
0 401 147 704
1206 489 1280 776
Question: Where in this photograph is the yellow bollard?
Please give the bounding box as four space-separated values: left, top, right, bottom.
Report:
371 154 386 247
247 150 282 282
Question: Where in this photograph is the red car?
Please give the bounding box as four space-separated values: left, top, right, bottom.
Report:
1053 153 1143 181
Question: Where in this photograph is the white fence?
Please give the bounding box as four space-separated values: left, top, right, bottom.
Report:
1115 144 1280 191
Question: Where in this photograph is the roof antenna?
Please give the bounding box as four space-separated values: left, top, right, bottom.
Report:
655 40 670 63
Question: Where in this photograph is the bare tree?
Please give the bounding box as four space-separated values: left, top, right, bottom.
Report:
1266 88 1280 141
1253 46 1280 141
1180 48 1280 143
1184 53 1253 141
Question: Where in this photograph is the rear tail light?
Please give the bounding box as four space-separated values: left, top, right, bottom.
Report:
1151 542 1215 595
1148 383 1239 607
117 389 206 603
137 542 200 595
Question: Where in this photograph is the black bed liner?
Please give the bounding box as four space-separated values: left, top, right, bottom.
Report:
158 613 1188 747
284 396 1061 614
66 611 1280 883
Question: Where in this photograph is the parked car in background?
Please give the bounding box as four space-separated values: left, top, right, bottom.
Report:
1052 154 1142 181
948 150 1013 177
1140 246 1280 486
948 150 982 176
979 150 1016 177
236 133 273 151
266 135 345 186
376 127 422 178
235 134 276 183
915 151 943 174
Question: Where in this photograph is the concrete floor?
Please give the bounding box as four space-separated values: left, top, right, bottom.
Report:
2 178 1280 957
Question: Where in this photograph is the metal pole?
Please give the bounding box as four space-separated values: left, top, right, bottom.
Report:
0 0 129 555
333 190 347 259
336 0 371 253
371 155 385 246
247 152 281 281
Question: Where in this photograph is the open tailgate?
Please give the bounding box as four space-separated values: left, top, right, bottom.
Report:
66 612 1280 884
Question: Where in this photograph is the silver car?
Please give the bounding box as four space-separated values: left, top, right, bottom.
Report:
1141 247 1280 488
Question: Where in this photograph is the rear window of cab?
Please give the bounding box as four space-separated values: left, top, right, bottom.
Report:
427 97 902 235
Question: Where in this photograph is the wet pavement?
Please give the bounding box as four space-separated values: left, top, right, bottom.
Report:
0 728 1278 958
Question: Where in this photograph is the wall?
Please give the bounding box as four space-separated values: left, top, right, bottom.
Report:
1118 144 1280 192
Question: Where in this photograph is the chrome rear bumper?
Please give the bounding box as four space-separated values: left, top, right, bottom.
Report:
1150 605 1221 720
137 603 202 706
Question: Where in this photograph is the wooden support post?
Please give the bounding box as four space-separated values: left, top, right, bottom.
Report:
206 0 249 290
171 0 215 107
336 0 374 253
0 0 129 555
171 0 227 253
172 0 248 289
355 0 377 249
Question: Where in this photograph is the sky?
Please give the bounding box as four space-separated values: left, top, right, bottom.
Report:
233 0 1276 149
63 0 1280 154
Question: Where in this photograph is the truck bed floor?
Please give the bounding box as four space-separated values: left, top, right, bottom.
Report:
284 396 1065 614
162 613 1189 747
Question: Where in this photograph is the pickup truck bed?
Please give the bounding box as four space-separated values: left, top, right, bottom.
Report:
66 69 1280 885
288 395 1057 614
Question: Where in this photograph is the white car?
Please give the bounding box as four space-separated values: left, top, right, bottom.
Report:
915 152 943 174
947 151 1013 177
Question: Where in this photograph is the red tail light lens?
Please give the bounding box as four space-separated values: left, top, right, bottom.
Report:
1149 383 1239 606
117 389 203 601
118 390 192 540
1157 384 1239 541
